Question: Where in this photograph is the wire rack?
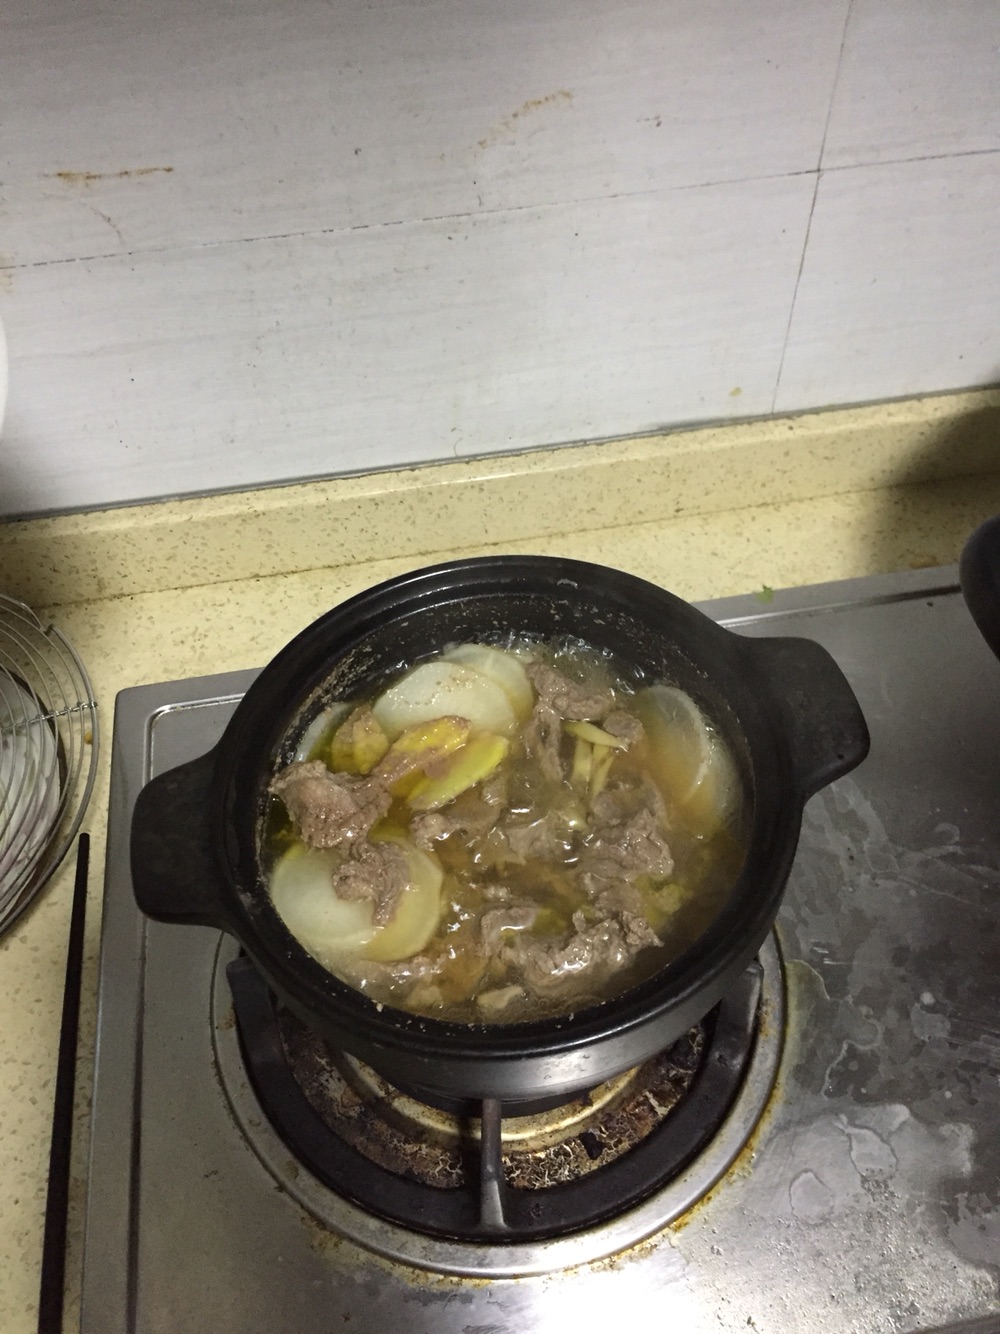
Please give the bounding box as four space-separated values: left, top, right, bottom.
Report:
0 594 99 934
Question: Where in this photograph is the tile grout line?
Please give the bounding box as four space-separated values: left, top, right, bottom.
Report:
771 0 857 415
10 147 1000 277
0 171 824 275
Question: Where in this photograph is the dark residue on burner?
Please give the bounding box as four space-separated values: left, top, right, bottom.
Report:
278 1004 706 1193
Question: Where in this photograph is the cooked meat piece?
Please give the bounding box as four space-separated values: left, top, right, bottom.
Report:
618 909 661 950
582 805 674 885
480 905 538 950
582 779 673 885
594 884 662 949
520 664 617 784
589 776 668 827
593 880 645 918
508 911 654 1001
270 761 392 849
602 709 645 747
521 702 565 783
526 662 614 721
331 838 410 926
498 814 573 863
409 789 499 849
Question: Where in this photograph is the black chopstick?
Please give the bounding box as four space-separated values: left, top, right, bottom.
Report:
37 832 90 1334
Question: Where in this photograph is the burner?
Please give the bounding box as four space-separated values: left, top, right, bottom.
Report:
222 941 780 1246
213 931 784 1274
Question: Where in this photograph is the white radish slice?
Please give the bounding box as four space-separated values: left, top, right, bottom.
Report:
635 685 738 836
372 661 518 739
361 836 443 961
442 644 535 719
269 845 376 962
269 838 444 968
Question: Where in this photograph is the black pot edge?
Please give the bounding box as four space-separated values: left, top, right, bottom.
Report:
248 910 779 1101
960 514 1000 662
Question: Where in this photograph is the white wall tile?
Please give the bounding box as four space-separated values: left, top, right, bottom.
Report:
774 155 1000 414
0 175 815 515
1 0 848 266
4 0 1000 517
824 0 1000 167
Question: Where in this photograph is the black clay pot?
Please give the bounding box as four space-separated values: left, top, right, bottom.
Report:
131 556 869 1104
960 514 1000 663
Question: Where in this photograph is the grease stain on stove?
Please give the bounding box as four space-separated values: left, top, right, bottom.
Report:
676 945 999 1323
667 1068 784 1234
299 1209 492 1296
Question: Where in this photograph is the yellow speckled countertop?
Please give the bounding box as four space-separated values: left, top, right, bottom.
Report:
2 392 1000 1331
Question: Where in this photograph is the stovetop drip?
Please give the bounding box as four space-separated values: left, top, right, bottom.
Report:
226 953 766 1242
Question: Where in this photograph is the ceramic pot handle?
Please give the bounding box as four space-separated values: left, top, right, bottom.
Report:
745 636 870 799
130 749 230 929
960 515 1000 663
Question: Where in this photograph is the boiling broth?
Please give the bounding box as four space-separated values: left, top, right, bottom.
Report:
263 638 747 1023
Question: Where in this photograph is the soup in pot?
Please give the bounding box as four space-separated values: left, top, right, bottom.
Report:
263 638 747 1024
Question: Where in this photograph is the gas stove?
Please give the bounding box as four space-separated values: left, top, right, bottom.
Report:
83 565 1000 1332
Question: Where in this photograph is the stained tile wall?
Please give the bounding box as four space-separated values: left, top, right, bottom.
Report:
1 0 997 515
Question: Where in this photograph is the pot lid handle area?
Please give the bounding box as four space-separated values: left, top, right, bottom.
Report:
131 750 229 929
745 636 870 800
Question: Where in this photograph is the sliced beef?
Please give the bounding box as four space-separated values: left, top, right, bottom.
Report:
409 812 450 847
505 909 656 1002
526 662 615 721
270 760 392 849
593 883 662 949
497 813 574 863
576 779 677 933
581 803 674 886
602 709 645 747
410 789 499 849
521 663 619 785
589 776 667 828
330 838 410 926
521 702 565 783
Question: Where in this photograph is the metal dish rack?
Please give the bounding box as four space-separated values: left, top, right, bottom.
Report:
0 594 98 933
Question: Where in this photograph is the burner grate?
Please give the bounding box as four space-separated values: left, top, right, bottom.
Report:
227 955 763 1242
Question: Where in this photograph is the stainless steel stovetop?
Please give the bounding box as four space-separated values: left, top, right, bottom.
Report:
84 566 1000 1333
